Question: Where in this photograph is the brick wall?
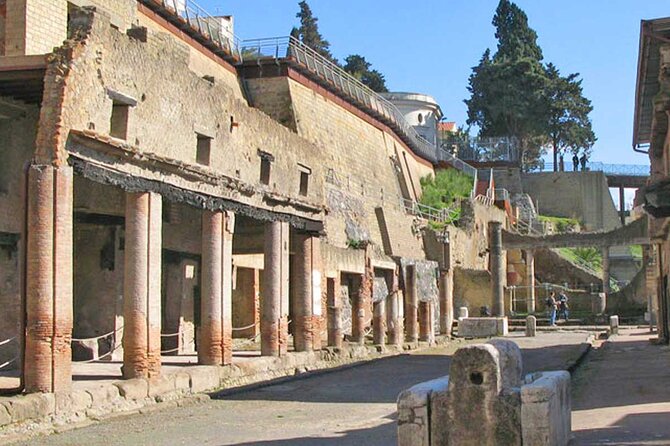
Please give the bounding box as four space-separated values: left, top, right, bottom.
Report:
4 0 67 56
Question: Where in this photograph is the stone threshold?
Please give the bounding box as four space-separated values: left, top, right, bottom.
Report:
0 340 438 442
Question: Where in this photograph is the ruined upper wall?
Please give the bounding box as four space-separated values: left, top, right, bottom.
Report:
42 8 325 225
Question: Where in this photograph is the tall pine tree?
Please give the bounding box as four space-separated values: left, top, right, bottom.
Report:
343 55 388 93
292 1 336 63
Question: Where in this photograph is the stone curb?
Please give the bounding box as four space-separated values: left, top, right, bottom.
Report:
0 341 429 442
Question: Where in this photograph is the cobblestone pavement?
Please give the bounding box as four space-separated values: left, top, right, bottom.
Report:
571 327 670 445
11 331 592 446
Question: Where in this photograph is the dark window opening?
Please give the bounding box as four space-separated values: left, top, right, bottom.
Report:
196 133 212 166
110 103 129 140
299 171 309 196
260 158 271 185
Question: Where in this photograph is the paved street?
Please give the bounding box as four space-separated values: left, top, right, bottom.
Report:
11 331 591 446
571 328 670 445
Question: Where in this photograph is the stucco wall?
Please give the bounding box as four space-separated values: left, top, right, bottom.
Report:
521 171 620 231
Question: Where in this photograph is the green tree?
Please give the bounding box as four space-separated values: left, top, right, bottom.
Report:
544 63 596 170
292 1 336 63
343 54 388 92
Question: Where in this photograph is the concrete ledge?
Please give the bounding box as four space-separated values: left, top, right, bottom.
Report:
0 341 427 441
521 371 571 446
458 317 508 338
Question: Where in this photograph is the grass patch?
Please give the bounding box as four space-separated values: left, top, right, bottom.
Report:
419 169 472 228
538 215 580 233
630 245 642 260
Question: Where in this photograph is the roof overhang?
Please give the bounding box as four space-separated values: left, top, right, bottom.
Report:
633 17 670 149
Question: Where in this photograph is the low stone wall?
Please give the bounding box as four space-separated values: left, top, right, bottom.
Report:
458 317 509 338
0 344 415 441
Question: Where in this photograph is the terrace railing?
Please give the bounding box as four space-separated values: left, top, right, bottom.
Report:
241 36 476 177
144 0 242 59
400 197 461 224
439 136 520 164
531 162 649 177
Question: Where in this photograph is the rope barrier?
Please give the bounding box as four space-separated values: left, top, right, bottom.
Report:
231 322 259 331
72 326 124 343
0 357 17 370
0 336 17 347
72 342 121 363
160 346 182 354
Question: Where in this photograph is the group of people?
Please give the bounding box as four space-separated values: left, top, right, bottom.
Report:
557 153 588 172
545 291 569 326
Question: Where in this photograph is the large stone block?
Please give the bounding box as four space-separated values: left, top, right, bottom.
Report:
55 389 93 414
188 366 220 393
521 371 571 446
86 383 121 408
3 393 55 423
114 378 149 400
397 376 450 446
458 317 508 338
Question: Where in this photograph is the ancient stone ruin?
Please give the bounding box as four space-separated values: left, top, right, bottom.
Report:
397 339 571 446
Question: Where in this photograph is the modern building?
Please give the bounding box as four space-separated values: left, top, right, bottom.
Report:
380 92 443 146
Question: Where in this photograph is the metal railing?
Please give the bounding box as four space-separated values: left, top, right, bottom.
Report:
241 36 475 175
530 161 649 177
440 136 520 164
147 0 241 59
400 197 461 224
494 188 510 202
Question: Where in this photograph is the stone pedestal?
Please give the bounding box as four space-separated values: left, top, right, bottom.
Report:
609 315 619 335
458 307 469 319
458 317 508 338
525 315 537 337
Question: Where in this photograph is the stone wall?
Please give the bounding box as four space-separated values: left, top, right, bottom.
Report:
521 171 620 231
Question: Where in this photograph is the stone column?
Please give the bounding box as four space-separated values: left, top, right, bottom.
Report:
619 186 626 226
419 301 434 343
351 274 367 345
373 298 386 345
199 210 235 366
310 236 324 350
405 264 418 343
602 246 610 294
293 233 314 352
326 276 342 348
261 221 289 356
25 165 73 393
439 269 454 336
123 192 162 379
489 222 505 317
525 250 536 313
387 270 403 345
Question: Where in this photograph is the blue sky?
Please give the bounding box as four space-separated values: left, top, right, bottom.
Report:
203 0 667 167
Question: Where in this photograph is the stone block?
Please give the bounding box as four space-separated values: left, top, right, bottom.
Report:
188 366 220 393
609 315 619 335
487 339 523 389
458 317 508 338
114 378 149 400
3 393 55 423
521 371 571 446
148 375 176 398
86 383 121 408
0 403 11 426
174 372 191 392
397 376 449 446
55 390 93 414
526 315 537 337
458 306 469 319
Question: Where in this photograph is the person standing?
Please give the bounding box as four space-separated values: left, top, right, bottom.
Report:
559 154 565 172
580 153 587 171
546 291 557 326
558 291 569 321
572 153 579 171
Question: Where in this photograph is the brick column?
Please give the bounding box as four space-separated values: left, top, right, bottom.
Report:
122 192 162 379
25 165 73 393
351 273 369 345
405 264 418 343
373 298 386 345
293 233 314 352
387 271 403 345
310 236 324 350
525 250 536 313
419 301 434 343
261 221 289 356
438 269 454 336
489 222 505 317
326 276 342 348
199 211 235 365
